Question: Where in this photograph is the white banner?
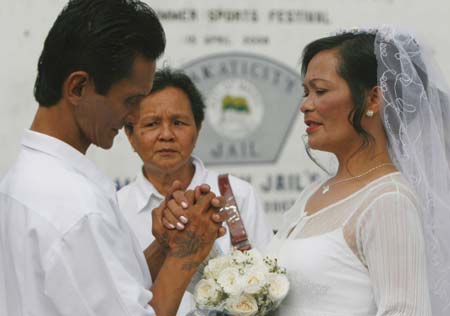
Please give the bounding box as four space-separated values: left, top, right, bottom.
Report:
1 0 449 229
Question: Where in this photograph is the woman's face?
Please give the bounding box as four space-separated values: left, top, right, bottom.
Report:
301 49 362 154
127 86 199 174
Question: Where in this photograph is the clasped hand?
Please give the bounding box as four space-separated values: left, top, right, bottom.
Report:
152 181 227 263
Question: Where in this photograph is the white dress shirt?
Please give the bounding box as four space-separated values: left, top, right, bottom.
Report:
0 130 155 316
118 156 273 315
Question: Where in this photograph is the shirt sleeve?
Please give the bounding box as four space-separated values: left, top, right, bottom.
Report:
43 213 155 316
357 192 432 315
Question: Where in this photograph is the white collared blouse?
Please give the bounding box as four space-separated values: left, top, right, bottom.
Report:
118 156 273 315
118 156 273 253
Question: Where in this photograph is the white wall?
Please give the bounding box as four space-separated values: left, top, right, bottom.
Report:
1 0 448 229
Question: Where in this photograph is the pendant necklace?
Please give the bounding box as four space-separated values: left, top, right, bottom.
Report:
321 163 394 194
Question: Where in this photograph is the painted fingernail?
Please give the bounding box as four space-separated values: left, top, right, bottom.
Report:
181 201 188 208
167 223 175 230
176 222 185 230
179 216 189 224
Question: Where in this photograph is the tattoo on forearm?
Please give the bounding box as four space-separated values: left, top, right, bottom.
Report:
159 232 170 250
169 231 208 258
182 261 202 271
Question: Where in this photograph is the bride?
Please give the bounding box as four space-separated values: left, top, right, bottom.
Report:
268 26 450 315
160 26 450 316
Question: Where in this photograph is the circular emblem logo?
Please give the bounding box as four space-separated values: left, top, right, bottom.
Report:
206 78 264 139
182 52 302 164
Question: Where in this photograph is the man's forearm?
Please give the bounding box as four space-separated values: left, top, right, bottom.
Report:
144 240 167 281
150 254 200 316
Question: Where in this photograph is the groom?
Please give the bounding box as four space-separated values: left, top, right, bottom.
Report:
0 1 224 316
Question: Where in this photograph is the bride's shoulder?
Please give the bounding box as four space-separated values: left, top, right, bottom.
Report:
357 172 420 221
365 172 416 200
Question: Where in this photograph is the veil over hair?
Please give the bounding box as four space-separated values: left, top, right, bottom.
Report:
373 26 450 315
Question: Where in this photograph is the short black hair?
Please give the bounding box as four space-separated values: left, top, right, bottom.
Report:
301 32 377 148
150 67 205 128
34 0 166 106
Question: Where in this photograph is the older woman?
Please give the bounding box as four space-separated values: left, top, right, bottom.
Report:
118 68 273 316
265 27 450 316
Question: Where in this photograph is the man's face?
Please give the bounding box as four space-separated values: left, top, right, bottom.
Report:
74 55 156 150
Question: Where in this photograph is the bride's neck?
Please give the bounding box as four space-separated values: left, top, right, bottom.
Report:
334 143 393 179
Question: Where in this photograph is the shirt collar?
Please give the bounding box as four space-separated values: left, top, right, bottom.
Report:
21 129 116 198
187 155 209 190
135 167 164 213
135 156 209 213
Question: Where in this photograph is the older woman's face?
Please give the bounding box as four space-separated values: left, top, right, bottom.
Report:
301 49 361 154
127 86 199 174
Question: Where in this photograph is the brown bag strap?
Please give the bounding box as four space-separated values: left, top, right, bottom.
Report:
218 174 251 251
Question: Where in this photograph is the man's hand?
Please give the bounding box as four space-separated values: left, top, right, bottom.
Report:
153 181 227 235
149 184 226 316
160 191 222 262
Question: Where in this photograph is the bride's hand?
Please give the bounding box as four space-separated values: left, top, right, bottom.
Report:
160 181 227 236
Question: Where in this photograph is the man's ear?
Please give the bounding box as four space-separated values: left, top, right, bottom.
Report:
63 71 90 105
124 124 133 139
366 86 383 114
124 124 138 152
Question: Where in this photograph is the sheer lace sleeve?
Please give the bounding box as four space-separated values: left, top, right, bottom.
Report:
357 191 432 315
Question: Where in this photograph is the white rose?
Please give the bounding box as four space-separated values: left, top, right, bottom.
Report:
245 249 264 264
267 273 289 302
217 267 243 296
225 294 258 316
242 266 267 294
254 261 270 275
194 279 221 306
230 249 248 265
204 255 231 279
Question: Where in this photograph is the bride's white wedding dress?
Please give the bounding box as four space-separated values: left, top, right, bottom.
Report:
267 172 431 316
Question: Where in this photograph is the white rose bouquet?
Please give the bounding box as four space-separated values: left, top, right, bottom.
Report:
193 249 289 316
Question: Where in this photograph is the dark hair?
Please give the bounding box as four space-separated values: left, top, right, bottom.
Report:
150 67 205 128
34 0 166 106
301 32 377 148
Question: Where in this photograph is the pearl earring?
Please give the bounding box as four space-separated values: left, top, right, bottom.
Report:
366 110 374 117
